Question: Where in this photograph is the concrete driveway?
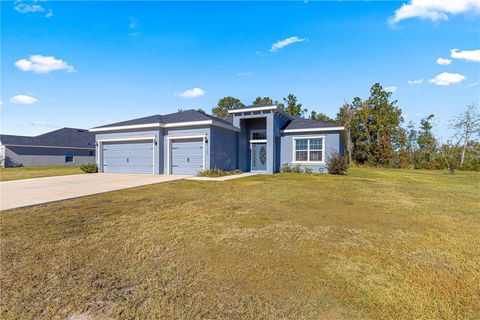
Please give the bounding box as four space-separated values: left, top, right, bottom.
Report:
0 173 187 211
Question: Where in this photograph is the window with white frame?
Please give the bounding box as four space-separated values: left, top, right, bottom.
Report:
294 137 324 163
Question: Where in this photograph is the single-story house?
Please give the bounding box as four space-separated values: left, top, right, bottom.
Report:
89 106 344 175
0 127 96 167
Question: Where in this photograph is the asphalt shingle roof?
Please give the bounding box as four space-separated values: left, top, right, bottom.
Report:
93 109 234 129
283 118 341 130
0 128 95 148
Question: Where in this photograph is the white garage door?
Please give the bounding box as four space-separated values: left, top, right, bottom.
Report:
102 141 153 174
171 138 204 175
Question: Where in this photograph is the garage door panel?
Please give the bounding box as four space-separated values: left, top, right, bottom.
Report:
171 139 204 175
103 141 153 174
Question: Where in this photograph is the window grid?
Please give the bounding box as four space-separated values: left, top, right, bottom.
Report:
294 138 324 163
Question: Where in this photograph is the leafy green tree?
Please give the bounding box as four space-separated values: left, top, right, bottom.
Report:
281 94 307 117
310 111 338 124
336 102 354 165
416 114 437 169
178 108 206 114
211 97 245 120
252 96 274 105
406 121 417 166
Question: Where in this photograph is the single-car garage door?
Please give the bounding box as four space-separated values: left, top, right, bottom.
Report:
171 138 204 175
103 141 153 174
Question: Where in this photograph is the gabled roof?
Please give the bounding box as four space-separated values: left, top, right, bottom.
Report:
91 109 236 131
0 128 95 148
283 118 341 130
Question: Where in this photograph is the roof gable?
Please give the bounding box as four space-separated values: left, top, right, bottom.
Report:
0 127 95 148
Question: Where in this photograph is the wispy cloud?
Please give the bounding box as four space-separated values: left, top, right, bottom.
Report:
389 0 480 24
385 86 397 93
429 72 466 86
177 87 205 99
45 9 53 18
14 1 54 18
129 17 140 36
436 57 452 65
29 121 60 128
407 79 424 85
10 95 38 104
14 55 76 74
270 36 306 52
237 72 253 76
450 48 480 62
14 2 45 14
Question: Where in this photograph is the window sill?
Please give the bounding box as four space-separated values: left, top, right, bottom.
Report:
292 161 325 165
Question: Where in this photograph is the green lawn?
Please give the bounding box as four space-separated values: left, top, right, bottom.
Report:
0 166 84 181
1 168 479 319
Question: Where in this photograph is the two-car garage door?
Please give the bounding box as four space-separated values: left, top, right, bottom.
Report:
101 137 204 175
102 141 153 174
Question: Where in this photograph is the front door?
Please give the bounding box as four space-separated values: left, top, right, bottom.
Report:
251 143 267 171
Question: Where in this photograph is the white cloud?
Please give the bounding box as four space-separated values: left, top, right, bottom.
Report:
14 55 76 74
45 9 53 18
10 95 38 104
429 72 466 86
450 48 480 62
0 100 3 105
466 81 480 88
177 87 205 99
436 57 452 65
237 72 253 76
385 86 397 93
389 0 480 24
14 3 45 14
128 17 140 36
270 36 306 52
407 79 424 84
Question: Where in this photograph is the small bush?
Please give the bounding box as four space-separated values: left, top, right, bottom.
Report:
327 153 349 175
198 168 242 177
280 163 303 173
303 167 314 174
80 163 98 173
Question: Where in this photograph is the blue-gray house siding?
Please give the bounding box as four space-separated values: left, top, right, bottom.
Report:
90 108 344 175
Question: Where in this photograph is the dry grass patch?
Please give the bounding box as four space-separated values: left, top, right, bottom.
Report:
1 168 479 319
0 166 84 181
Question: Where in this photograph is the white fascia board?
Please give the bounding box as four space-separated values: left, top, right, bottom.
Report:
3 144 95 150
166 134 206 140
282 127 344 133
91 120 239 133
89 123 163 132
228 105 277 113
97 136 156 142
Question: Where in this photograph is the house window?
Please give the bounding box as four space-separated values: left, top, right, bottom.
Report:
294 137 324 163
65 150 74 163
250 130 266 140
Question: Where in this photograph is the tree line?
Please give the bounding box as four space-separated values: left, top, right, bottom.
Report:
209 83 480 172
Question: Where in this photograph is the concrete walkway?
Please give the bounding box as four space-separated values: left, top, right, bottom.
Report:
0 173 187 211
186 172 258 181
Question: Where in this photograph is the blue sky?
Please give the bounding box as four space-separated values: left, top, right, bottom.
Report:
1 1 479 138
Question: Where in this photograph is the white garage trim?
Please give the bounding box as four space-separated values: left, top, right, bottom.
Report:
97 136 156 175
166 134 207 175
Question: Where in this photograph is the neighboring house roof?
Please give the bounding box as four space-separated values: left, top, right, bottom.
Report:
92 109 235 130
0 127 95 148
283 118 341 130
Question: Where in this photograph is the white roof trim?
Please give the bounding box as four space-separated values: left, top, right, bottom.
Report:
89 123 163 132
2 144 94 150
97 136 156 143
282 127 344 133
166 134 206 140
228 105 277 113
90 120 239 133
